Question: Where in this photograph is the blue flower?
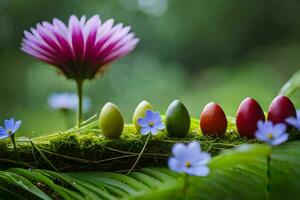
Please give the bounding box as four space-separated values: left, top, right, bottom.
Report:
137 110 165 135
0 118 22 139
286 110 300 130
48 93 91 112
255 120 289 146
168 141 211 176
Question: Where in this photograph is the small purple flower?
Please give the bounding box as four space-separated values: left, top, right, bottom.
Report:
137 110 165 135
168 141 211 176
48 93 91 112
255 120 289 146
0 118 22 139
286 110 300 130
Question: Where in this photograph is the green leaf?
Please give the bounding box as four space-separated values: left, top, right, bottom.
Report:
38 169 114 200
7 168 82 200
270 141 300 200
0 171 51 200
279 69 300 96
1 142 300 199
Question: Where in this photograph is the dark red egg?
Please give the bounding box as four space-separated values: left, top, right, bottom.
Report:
200 102 227 136
268 95 296 125
236 97 265 138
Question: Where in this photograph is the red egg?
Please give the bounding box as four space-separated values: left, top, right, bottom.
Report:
236 97 265 138
200 102 227 136
268 95 296 125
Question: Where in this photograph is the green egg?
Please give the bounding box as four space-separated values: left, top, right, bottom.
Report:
99 102 124 139
166 99 190 138
132 100 153 133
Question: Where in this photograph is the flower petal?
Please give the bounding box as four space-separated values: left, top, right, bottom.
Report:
255 130 268 142
137 118 149 127
286 117 297 126
153 112 162 123
297 111 300 119
141 127 150 135
144 110 154 121
69 15 85 61
172 143 188 161
12 120 22 133
154 123 165 130
270 133 289 146
83 15 101 61
0 128 9 139
186 166 210 177
286 117 300 130
273 123 286 137
265 121 274 132
257 120 265 130
193 152 211 165
150 127 158 135
168 157 184 173
5 118 14 130
187 141 201 155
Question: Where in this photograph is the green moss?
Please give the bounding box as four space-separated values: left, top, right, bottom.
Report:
51 133 80 152
0 140 8 150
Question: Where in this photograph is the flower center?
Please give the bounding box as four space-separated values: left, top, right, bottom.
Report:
6 129 12 135
149 122 154 127
267 133 273 140
185 161 192 168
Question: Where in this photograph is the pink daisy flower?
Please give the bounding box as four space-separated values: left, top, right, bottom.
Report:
21 15 139 126
21 15 139 80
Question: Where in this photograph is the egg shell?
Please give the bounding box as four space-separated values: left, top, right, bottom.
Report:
236 97 265 138
132 100 153 133
268 95 296 125
200 102 227 136
166 100 190 138
99 102 124 139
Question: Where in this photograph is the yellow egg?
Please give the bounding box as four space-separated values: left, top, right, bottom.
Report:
99 102 124 139
132 100 153 133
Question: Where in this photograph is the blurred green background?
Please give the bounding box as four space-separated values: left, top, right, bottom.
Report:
1 0 300 136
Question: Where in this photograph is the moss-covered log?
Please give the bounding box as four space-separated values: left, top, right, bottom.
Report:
0 117 297 172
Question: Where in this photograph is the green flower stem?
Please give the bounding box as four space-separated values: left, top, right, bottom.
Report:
182 173 189 199
76 79 83 127
127 134 151 175
10 135 16 150
266 148 272 200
